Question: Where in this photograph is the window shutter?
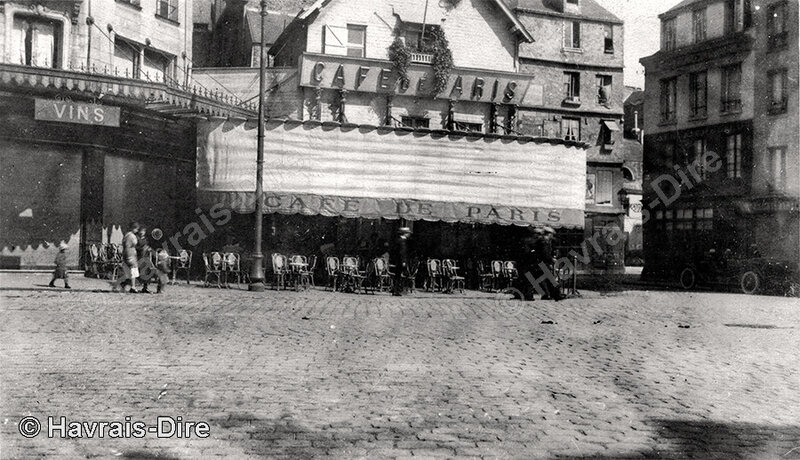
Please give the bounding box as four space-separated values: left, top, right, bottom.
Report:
323 25 348 56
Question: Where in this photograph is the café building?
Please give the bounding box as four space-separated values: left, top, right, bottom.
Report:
194 0 589 262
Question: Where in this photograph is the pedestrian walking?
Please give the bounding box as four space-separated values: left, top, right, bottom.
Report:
111 222 140 293
48 242 71 289
390 227 411 296
136 227 155 294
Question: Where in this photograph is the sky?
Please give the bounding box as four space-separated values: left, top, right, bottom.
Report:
594 0 685 89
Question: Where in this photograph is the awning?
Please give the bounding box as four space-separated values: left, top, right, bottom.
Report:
602 120 621 131
197 120 587 228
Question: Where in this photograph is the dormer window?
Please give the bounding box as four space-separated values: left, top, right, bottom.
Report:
401 23 441 52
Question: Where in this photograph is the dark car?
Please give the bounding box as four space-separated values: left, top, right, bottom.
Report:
678 249 800 296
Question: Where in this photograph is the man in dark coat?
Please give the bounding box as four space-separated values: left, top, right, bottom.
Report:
390 227 411 296
533 226 562 301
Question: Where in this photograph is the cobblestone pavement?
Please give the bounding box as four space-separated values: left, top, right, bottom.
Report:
1 272 799 459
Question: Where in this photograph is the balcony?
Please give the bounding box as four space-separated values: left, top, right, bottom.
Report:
410 52 433 65
0 63 256 119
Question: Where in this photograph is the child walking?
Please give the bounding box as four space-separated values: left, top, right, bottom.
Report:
49 242 71 289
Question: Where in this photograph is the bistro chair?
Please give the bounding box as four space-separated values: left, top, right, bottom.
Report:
289 254 310 291
271 253 290 290
503 261 519 289
401 259 420 293
443 259 465 294
477 260 494 292
300 255 317 287
325 256 341 291
202 252 224 288
223 252 244 289
373 257 393 292
86 244 101 278
425 259 443 292
490 260 506 292
341 255 370 294
172 249 192 285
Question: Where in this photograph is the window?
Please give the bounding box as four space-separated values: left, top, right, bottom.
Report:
769 147 787 191
346 25 366 58
11 15 62 68
401 116 430 129
724 0 739 34
664 142 676 169
767 2 788 49
689 71 707 118
564 21 581 49
564 72 580 101
604 25 614 53
660 78 677 123
156 0 179 22
114 37 173 82
694 138 708 180
721 64 742 113
726 133 742 179
662 18 677 51
566 0 579 4
142 48 172 83
596 170 613 205
692 8 707 43
401 23 439 52
453 121 483 133
597 75 612 104
114 37 140 78
768 69 788 114
561 117 580 141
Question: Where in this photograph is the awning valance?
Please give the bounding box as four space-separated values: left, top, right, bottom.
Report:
197 120 587 228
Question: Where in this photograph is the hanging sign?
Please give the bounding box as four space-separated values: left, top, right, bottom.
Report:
34 99 121 127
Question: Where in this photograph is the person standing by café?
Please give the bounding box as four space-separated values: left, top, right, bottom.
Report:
390 227 411 296
533 226 562 301
514 228 542 301
112 222 140 293
136 227 156 294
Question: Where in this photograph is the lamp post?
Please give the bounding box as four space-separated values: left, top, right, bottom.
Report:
249 0 268 291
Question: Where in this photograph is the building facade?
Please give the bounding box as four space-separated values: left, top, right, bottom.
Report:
640 0 799 281
193 0 590 269
0 0 251 269
513 0 627 273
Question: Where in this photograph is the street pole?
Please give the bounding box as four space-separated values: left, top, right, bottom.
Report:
249 0 268 291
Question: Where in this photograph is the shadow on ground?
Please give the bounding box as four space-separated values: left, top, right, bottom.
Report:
554 419 800 459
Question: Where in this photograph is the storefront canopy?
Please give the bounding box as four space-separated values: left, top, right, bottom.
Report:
197 120 587 228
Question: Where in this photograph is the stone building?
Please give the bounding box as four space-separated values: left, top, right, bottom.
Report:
193 0 591 269
0 0 252 269
640 0 799 282
512 0 627 273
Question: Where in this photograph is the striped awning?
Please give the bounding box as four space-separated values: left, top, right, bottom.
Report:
197 120 587 228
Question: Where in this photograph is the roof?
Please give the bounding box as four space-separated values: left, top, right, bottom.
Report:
624 90 644 107
295 0 534 42
246 10 296 44
660 0 707 18
513 0 623 24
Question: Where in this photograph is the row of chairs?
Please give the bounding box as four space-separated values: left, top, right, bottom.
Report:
203 252 246 288
86 244 192 284
324 256 420 294
423 259 466 294
270 253 317 290
477 260 520 292
85 243 123 280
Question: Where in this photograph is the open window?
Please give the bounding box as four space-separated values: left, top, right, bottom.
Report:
323 24 366 58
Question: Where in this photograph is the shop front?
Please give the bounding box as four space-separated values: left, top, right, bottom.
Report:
196 118 587 274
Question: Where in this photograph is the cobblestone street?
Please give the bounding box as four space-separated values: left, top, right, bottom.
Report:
1 273 799 459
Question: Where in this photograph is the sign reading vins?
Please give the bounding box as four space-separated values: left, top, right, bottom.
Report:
34 99 121 127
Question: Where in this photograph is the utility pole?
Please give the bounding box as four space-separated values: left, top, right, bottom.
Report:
249 0 268 291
